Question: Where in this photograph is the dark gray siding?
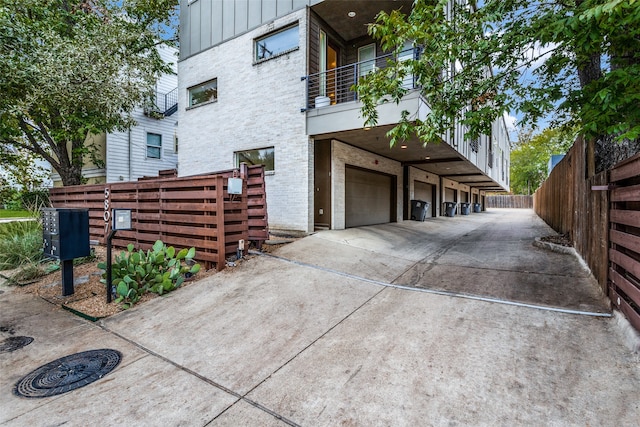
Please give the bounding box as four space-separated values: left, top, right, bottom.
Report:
180 0 310 59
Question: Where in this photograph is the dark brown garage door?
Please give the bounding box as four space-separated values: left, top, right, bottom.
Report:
414 181 434 218
345 166 394 228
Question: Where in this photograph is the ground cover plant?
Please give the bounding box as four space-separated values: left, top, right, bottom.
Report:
99 240 201 309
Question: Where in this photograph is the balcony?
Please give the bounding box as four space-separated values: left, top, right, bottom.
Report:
144 87 178 119
302 48 419 111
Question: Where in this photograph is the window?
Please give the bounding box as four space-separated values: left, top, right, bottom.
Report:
146 133 161 159
235 147 275 172
188 79 217 107
358 44 376 79
255 24 299 62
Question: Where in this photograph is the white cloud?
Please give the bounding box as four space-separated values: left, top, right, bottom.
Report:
503 112 519 141
503 112 517 131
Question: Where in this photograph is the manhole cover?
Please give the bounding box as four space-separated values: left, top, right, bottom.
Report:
0 336 34 353
14 349 121 398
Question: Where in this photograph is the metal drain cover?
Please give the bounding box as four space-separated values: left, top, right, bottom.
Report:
14 349 122 398
0 336 34 353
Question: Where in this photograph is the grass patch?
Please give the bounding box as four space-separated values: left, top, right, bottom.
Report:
0 210 32 218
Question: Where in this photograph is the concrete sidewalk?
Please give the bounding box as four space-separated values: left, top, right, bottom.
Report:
1 209 638 426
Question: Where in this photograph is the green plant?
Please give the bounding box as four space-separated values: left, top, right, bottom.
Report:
98 240 201 309
0 220 43 269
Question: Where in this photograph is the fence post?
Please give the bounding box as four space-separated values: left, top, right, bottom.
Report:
215 175 227 271
240 162 248 180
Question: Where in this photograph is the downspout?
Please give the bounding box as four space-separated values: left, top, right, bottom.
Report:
128 129 132 181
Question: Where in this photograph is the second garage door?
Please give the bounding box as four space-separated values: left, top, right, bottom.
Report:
414 181 434 218
345 166 394 228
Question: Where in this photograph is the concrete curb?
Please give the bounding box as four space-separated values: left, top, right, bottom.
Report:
532 237 575 255
613 310 640 353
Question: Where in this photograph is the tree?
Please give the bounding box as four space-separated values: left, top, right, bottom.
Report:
0 0 178 186
356 0 640 152
509 128 575 194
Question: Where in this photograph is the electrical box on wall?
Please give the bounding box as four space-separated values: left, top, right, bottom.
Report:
42 208 90 260
227 177 243 195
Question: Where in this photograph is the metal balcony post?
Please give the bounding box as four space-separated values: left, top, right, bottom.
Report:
353 63 358 101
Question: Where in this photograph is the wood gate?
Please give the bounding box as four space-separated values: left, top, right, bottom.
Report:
608 154 640 331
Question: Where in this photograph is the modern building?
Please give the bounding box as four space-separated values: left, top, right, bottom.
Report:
52 45 179 186
178 0 510 233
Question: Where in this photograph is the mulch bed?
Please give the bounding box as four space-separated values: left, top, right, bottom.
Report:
6 246 218 320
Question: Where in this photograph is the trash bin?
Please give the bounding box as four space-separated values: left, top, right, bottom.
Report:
443 202 457 217
460 202 470 215
473 203 482 213
410 199 430 221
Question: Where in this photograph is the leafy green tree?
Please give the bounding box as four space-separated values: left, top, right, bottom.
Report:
0 0 178 186
510 128 575 194
357 0 640 150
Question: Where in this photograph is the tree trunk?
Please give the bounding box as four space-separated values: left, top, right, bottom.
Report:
57 164 84 186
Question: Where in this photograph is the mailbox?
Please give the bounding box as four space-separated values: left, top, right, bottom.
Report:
42 208 90 260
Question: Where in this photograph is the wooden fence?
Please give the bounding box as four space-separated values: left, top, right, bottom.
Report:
535 137 640 331
49 164 268 271
533 136 609 292
486 195 533 209
608 154 640 331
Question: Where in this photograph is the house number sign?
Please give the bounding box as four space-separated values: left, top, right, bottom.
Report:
103 188 111 233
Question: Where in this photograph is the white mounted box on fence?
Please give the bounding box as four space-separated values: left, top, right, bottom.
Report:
228 177 243 195
112 209 132 230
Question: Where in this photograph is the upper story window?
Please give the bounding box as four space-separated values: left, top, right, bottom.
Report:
235 147 275 172
188 79 217 107
146 133 162 159
254 24 299 63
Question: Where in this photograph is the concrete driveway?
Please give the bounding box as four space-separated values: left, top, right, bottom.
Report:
1 209 638 426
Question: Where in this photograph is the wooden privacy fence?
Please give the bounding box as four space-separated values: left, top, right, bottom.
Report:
49 164 268 271
608 154 640 331
486 195 533 209
534 136 640 331
534 136 609 292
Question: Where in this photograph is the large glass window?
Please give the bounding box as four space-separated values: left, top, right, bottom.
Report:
255 25 299 62
188 79 217 107
235 147 275 172
146 133 162 159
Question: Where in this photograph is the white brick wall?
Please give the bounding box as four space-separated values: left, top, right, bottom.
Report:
330 139 403 229
178 10 312 232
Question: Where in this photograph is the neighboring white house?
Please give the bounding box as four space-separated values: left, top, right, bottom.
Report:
177 0 510 233
52 45 179 186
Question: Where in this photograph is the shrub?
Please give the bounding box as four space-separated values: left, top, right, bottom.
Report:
0 220 43 270
98 240 201 309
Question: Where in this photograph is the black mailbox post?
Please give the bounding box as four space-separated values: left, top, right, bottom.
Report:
42 208 90 296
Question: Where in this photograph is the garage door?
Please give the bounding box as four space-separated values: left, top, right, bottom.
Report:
414 181 433 218
345 166 393 228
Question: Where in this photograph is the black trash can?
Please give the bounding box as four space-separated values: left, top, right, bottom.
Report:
460 202 470 215
473 203 482 213
443 202 457 217
410 199 430 221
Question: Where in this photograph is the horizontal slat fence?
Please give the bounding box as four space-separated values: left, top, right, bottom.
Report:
486 195 533 209
609 153 640 331
49 165 268 271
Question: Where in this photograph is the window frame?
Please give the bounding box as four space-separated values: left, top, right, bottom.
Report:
146 132 162 159
187 78 218 108
254 23 299 64
235 147 275 173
